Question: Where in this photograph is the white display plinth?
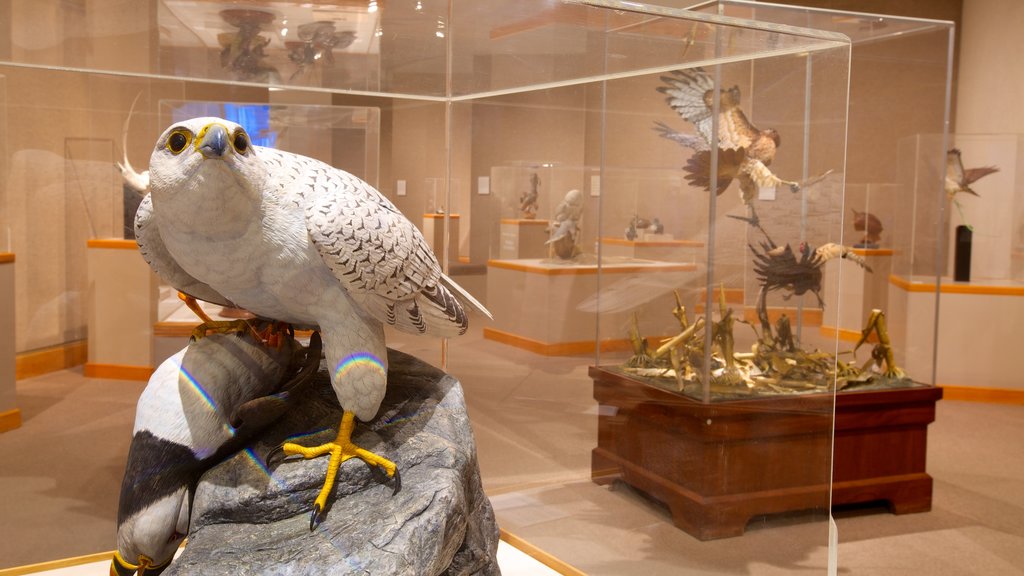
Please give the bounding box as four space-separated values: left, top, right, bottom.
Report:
484 258 698 355
821 248 894 341
85 239 159 381
422 213 460 264
599 236 703 263
499 218 550 259
888 275 1024 390
0 253 19 432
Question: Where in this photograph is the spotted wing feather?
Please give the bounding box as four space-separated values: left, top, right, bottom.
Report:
288 153 474 337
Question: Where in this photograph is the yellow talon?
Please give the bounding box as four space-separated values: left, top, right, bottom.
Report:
279 410 398 529
110 550 172 576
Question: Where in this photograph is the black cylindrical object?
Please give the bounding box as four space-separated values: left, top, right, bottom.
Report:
954 224 972 282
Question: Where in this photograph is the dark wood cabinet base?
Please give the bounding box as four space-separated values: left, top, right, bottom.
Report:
591 366 942 540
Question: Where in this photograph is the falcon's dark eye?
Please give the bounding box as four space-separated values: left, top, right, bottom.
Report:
232 130 250 154
166 130 191 154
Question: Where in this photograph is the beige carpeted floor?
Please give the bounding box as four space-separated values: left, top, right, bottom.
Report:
1 326 1022 574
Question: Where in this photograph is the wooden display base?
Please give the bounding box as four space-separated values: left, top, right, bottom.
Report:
591 366 942 540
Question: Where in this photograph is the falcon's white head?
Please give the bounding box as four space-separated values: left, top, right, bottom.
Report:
148 117 265 201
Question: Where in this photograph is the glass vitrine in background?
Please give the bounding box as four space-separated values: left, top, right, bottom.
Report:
895 132 1024 393
0 1 862 573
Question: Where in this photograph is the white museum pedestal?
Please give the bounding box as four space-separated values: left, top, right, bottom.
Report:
599 236 702 263
484 258 698 355
889 275 1024 391
0 252 19 432
499 218 549 259
85 239 158 381
422 213 460 264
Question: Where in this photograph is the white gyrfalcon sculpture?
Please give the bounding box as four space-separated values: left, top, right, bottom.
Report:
132 117 491 527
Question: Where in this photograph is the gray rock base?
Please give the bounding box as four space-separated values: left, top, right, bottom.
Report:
166 349 501 576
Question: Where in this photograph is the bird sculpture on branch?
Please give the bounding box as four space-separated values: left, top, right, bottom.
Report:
945 148 998 229
123 117 491 530
654 67 802 227
546 188 584 259
519 172 540 219
945 148 998 200
852 208 883 248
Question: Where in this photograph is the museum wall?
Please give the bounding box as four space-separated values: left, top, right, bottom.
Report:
7 0 1020 367
955 0 1024 134
0 0 272 356
469 80 590 263
0 66 271 355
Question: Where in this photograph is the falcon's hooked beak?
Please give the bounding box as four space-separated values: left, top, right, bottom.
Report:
197 124 229 159
110 551 172 576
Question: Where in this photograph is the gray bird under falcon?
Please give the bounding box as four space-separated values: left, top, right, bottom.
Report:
128 116 491 528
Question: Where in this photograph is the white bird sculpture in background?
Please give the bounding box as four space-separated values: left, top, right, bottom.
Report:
545 188 584 259
126 116 491 528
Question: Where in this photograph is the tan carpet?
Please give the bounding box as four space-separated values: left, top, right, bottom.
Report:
1 330 1022 574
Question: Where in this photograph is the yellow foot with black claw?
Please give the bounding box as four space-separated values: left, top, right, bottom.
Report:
270 410 398 530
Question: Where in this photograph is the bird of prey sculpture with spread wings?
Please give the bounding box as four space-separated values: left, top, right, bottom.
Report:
127 117 490 529
945 148 998 228
945 148 998 200
654 68 801 225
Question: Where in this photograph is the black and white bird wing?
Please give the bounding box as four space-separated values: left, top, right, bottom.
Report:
227 332 322 440
135 193 236 308
299 159 489 337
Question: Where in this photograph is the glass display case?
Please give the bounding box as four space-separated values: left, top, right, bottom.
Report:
3 0 964 574
584 0 950 551
686 2 953 397
894 132 1024 392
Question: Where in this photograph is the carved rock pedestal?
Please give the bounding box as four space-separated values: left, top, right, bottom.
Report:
166 349 501 576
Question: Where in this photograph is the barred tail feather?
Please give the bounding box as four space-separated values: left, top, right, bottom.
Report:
440 273 493 320
376 274 490 338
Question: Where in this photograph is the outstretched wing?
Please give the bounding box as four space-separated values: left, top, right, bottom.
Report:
683 148 744 195
286 151 488 337
657 68 757 150
135 193 235 307
813 242 873 273
743 159 800 192
652 120 707 151
963 165 999 186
